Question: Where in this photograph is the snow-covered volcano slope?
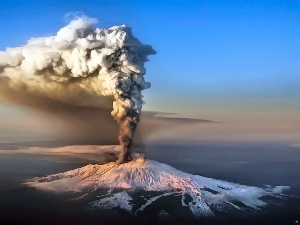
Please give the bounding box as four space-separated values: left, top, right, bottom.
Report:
26 159 289 216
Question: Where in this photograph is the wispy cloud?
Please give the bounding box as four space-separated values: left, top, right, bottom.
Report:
0 145 121 163
290 143 300 148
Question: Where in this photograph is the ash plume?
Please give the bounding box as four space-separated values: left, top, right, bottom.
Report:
0 17 156 163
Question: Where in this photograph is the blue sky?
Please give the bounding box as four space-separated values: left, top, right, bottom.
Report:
0 0 299 142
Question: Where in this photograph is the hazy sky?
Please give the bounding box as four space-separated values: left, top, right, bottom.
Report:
0 0 299 142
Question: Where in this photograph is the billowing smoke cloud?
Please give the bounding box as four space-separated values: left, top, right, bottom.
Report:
0 17 156 163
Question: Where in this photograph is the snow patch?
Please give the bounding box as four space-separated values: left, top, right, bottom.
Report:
89 191 133 212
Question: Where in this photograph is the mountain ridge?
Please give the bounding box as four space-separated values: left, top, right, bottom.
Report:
26 159 289 216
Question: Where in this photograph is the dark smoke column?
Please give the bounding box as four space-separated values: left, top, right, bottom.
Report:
0 18 156 164
99 28 156 164
118 116 136 164
112 38 156 163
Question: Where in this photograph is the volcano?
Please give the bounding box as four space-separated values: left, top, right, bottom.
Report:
25 157 289 218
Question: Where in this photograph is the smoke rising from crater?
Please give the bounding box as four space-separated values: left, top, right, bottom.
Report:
0 17 156 163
